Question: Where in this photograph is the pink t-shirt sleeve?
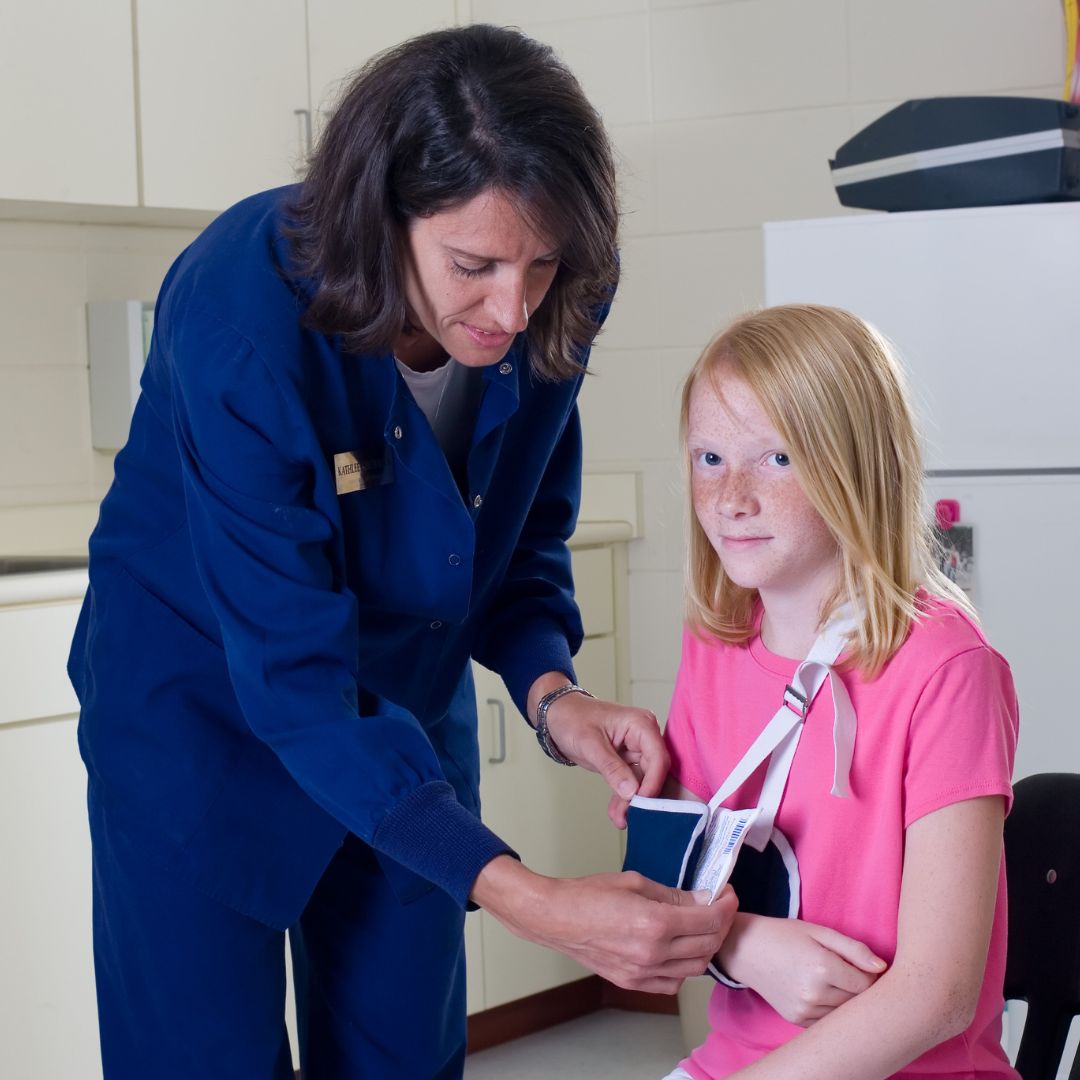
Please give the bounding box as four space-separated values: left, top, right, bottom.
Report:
903 645 1019 828
664 627 713 802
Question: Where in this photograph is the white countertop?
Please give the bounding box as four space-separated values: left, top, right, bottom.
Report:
0 568 89 608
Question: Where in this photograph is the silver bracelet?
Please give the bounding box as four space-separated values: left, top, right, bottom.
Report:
533 683 592 766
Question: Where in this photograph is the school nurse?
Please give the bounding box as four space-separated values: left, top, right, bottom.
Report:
67 24 736 1080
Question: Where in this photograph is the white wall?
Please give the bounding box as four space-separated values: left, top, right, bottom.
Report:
0 0 1068 702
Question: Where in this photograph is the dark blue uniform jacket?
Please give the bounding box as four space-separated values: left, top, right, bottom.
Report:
68 187 600 929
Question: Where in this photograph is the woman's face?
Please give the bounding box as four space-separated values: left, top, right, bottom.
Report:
397 188 560 370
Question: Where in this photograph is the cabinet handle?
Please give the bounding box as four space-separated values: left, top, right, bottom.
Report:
487 698 506 764
294 108 313 158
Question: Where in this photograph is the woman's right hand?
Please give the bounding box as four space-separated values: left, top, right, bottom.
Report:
717 913 887 1026
470 855 738 994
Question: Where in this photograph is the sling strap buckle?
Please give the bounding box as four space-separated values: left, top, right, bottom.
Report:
783 683 809 718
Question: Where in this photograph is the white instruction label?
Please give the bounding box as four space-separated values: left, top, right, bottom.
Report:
689 807 761 900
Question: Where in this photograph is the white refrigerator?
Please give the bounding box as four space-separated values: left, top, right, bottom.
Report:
764 202 1080 783
764 203 1080 1073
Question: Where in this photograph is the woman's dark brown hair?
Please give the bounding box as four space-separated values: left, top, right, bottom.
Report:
287 24 620 380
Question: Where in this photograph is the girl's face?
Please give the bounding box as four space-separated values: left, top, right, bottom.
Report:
687 367 841 611
398 188 560 370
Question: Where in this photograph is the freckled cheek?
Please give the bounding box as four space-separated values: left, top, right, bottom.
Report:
766 488 802 525
768 482 823 527
690 477 714 524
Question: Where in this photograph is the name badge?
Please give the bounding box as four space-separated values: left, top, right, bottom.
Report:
334 450 394 495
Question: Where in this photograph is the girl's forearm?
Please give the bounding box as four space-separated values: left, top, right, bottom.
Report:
728 799 1003 1080
726 963 974 1080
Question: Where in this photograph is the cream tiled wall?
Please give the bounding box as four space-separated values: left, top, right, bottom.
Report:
0 0 1068 705
0 221 199 544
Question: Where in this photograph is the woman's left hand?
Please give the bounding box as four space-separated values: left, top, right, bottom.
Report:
528 676 668 828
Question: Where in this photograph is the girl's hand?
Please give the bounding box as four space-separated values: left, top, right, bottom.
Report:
527 675 668 828
719 914 887 1026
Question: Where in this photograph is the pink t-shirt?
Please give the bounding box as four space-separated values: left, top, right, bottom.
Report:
665 596 1020 1080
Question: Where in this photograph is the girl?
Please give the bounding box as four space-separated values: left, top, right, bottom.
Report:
658 305 1020 1080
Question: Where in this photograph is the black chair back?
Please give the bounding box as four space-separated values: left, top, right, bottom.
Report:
1004 772 1080 1080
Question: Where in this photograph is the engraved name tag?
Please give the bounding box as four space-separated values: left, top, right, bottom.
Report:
334 450 393 495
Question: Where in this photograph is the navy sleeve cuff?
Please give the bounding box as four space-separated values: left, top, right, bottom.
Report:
372 781 516 907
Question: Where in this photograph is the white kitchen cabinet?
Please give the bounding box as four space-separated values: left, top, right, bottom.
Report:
136 0 310 212
0 1 138 205
0 578 100 1080
306 0 457 128
1 2 462 215
1 0 460 214
136 0 459 214
2 485 637 1069
464 902 487 1015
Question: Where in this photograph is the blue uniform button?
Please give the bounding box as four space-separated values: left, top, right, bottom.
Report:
393 425 403 440
430 620 443 630
448 553 462 567
473 494 483 509
498 362 512 375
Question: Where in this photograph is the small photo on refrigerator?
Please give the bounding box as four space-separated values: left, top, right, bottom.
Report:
933 524 975 597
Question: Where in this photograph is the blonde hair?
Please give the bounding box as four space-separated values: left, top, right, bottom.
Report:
681 304 974 679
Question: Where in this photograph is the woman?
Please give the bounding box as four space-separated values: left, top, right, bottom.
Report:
69 24 735 1080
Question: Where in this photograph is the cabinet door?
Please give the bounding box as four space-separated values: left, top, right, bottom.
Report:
306 0 458 126
473 636 622 1008
136 0 309 211
0 1 137 205
1 595 100 1079
1 717 100 1080
464 908 486 1015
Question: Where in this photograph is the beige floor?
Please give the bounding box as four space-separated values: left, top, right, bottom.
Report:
464 1009 686 1080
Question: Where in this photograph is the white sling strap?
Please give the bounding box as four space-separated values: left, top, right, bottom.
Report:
707 605 860 852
